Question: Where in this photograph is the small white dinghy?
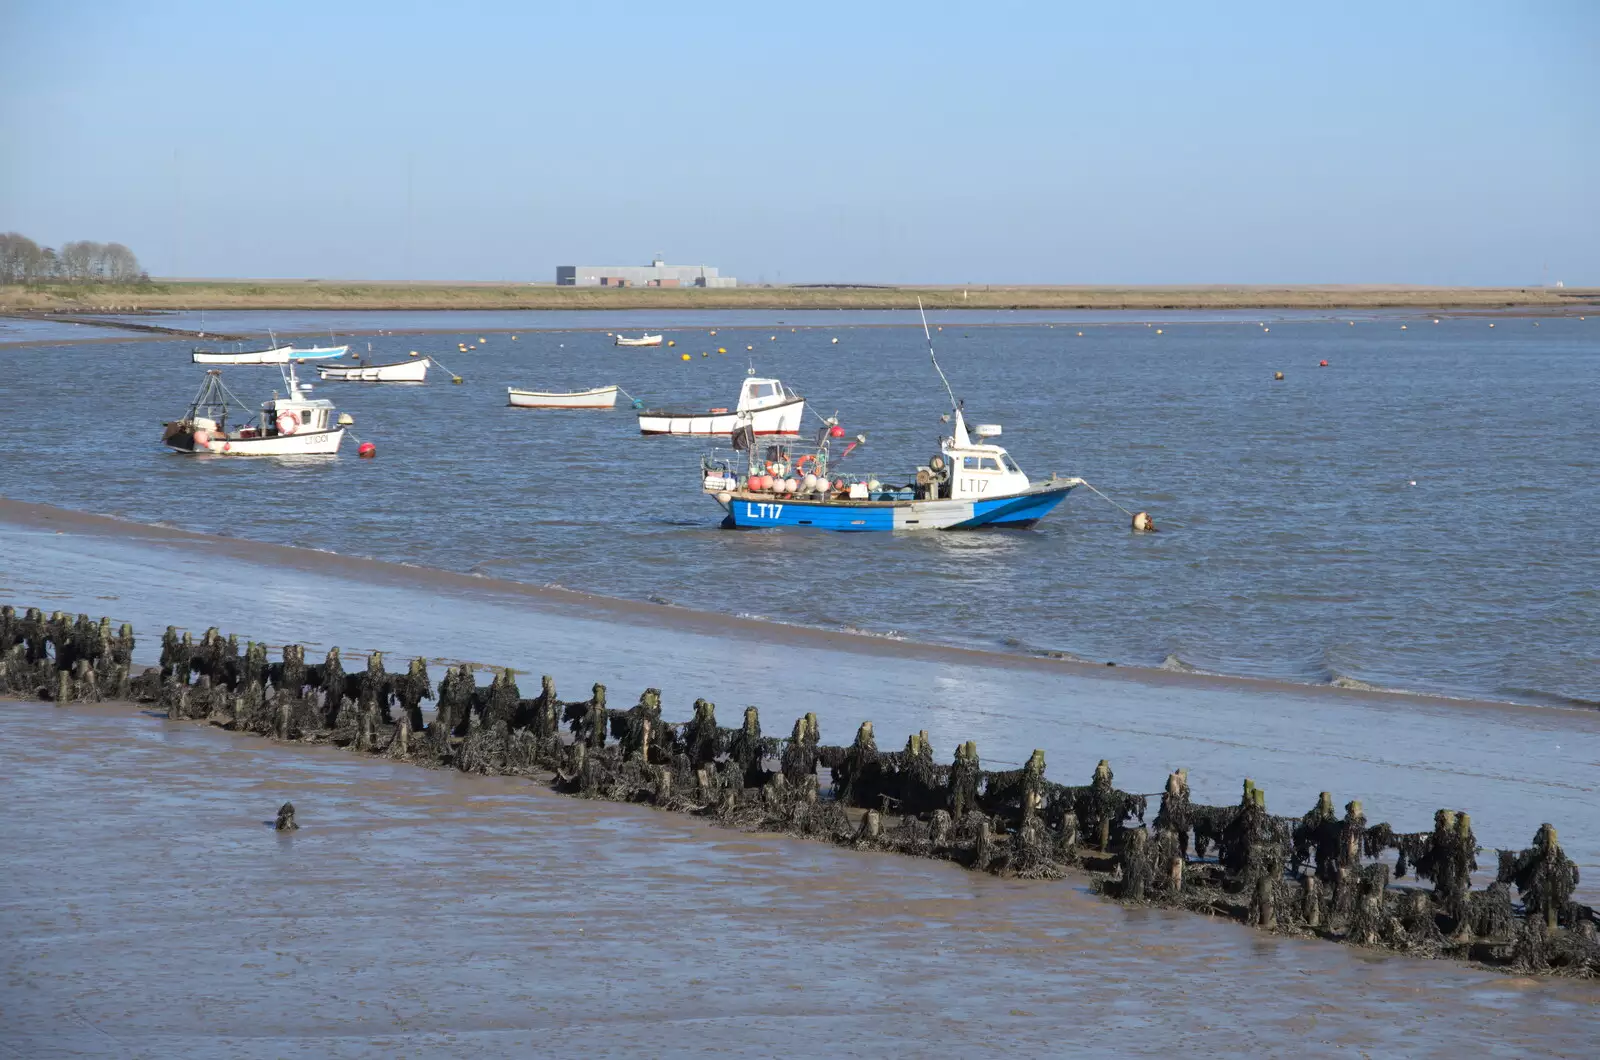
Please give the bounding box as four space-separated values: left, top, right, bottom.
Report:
614 334 663 347
318 358 429 383
507 385 620 409
163 365 348 456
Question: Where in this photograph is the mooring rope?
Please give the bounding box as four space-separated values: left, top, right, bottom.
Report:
1078 478 1138 518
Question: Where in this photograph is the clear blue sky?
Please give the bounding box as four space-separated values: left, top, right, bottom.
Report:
2 1 1595 284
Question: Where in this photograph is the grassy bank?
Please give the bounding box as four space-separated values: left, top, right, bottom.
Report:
3 280 1596 313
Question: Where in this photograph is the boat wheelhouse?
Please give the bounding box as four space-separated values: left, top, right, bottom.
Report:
162 365 348 456
638 373 804 435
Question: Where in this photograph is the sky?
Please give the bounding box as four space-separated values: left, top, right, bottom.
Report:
1 1 1596 285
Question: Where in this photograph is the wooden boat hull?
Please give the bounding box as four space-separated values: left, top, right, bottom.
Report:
318 359 429 383
507 385 619 409
638 397 804 435
714 481 1076 531
164 425 346 456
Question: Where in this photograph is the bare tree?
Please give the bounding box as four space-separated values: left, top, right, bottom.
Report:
0 232 42 284
104 242 141 281
0 233 143 284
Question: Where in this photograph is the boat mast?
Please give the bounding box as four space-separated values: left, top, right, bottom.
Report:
917 297 959 413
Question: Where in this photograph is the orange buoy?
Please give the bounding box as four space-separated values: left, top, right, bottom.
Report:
1319 359 1328 367
358 442 376 458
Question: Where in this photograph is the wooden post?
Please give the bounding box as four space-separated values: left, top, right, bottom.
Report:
1254 873 1277 928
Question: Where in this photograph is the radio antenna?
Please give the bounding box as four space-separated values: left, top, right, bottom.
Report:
918 297 958 412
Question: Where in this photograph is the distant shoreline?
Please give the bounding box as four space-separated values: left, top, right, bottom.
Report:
3 280 1596 314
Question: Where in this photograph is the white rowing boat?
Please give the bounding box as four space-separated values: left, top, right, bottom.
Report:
637 372 804 435
614 334 663 347
318 358 429 383
507 385 620 409
191 344 349 364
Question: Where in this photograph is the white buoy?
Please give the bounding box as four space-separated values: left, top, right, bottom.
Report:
1132 511 1156 533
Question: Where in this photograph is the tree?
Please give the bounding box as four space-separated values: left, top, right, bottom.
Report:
0 232 41 284
0 233 143 285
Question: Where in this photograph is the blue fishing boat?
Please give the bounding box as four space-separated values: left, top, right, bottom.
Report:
699 307 1081 531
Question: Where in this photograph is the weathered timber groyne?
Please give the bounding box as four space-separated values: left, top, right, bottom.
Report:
2 603 1596 978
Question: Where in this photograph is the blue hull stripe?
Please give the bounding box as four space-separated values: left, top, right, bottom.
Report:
720 484 1074 532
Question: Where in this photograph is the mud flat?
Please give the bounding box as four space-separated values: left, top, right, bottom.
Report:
6 702 1595 1058
4 280 1598 314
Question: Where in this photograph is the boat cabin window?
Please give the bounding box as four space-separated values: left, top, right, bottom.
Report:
747 382 775 399
962 455 1003 472
1002 453 1022 473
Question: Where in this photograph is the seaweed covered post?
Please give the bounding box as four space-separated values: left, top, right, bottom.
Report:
361 651 394 724
1329 800 1369 927
613 687 664 762
1083 760 1119 852
395 657 432 731
275 802 299 831
429 665 468 754
1500 823 1580 930
484 667 520 730
947 741 980 820
726 706 770 789
1294 791 1339 876
683 698 722 769
1415 810 1477 932
1153 769 1192 857
780 713 820 786
529 675 560 743
834 721 881 809
894 731 940 816
319 647 347 727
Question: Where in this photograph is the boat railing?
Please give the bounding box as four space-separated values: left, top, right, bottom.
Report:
700 444 914 497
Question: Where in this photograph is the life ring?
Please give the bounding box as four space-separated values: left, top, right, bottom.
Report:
795 454 818 475
276 411 299 436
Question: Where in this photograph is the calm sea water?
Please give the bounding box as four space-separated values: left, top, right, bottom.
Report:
1 309 1595 707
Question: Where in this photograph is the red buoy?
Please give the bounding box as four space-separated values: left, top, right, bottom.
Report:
829 425 845 438
358 442 376 459
1319 359 1329 367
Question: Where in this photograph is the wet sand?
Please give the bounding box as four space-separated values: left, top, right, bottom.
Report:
4 497 1600 900
3 700 1597 1058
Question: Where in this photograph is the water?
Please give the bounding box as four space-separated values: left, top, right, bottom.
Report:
1 310 1595 707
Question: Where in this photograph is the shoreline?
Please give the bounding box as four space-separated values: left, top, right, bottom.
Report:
0 495 1581 719
4 610 1595 981
4 281 1598 315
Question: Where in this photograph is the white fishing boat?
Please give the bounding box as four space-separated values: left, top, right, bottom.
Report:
318 357 429 383
162 364 348 456
614 334 663 347
637 372 804 435
701 305 1081 530
507 385 619 409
